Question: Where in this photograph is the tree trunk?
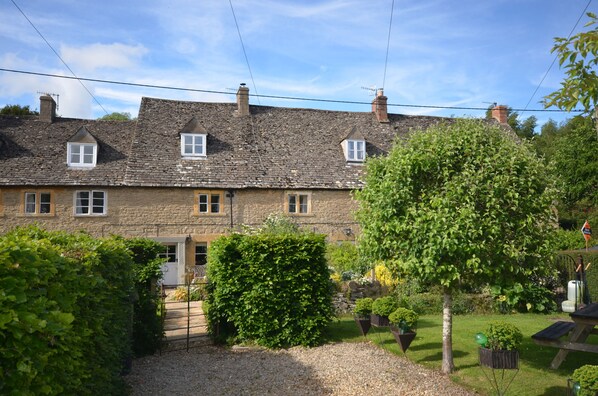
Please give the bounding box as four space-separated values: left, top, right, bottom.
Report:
442 288 455 374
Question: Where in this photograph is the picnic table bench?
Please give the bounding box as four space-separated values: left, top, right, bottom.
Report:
532 303 598 369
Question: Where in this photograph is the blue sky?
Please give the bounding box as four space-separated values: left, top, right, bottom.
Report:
0 0 595 129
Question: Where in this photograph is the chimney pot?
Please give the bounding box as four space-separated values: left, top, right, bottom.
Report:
491 104 508 125
235 84 249 117
372 89 389 123
39 95 56 123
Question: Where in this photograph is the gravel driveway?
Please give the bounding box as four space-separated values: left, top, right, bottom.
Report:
125 342 477 395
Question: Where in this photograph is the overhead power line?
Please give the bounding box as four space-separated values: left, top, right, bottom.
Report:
10 0 109 115
382 0 395 90
229 0 260 105
0 67 584 114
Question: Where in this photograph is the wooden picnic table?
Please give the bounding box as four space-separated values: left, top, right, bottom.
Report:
532 303 598 369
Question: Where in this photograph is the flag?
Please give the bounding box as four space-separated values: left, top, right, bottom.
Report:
581 220 592 242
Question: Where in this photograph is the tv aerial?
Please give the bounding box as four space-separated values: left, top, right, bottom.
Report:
37 91 60 110
361 85 377 96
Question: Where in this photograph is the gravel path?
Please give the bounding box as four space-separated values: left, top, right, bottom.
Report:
125 342 477 395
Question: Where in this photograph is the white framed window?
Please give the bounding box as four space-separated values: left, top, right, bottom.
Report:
67 143 97 167
74 190 107 216
181 133 206 157
159 244 177 263
347 139 365 162
23 191 54 215
286 192 311 214
194 190 223 215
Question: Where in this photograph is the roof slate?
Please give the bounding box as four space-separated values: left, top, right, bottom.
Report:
0 97 471 189
124 97 450 189
0 116 134 186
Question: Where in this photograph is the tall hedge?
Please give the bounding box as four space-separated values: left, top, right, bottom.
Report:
206 233 333 348
122 237 165 356
0 227 134 395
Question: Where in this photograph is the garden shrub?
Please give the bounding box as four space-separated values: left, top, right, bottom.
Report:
371 296 399 317
122 237 165 357
353 297 373 317
326 242 367 275
206 233 333 348
172 283 208 302
572 364 598 396
0 226 134 395
374 264 398 291
484 321 523 351
491 282 557 313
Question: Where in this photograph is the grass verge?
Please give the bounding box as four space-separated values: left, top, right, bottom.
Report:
325 313 598 395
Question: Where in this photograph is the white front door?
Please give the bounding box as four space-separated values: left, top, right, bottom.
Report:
159 244 179 286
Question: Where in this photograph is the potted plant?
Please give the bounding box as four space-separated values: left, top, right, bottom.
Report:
353 297 373 336
389 307 418 353
571 364 598 396
371 296 399 327
477 321 522 369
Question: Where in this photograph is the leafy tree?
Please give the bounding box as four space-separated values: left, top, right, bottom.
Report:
551 115 597 224
544 12 598 114
98 112 132 121
0 104 38 115
355 119 557 373
533 118 561 158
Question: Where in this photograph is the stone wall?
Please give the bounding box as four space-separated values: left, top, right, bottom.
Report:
0 186 359 238
1 186 360 279
333 280 384 315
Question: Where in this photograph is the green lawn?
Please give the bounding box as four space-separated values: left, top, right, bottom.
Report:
326 314 598 395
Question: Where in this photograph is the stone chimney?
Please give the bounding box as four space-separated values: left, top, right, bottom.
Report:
40 95 56 123
491 104 508 125
235 83 249 117
371 88 389 123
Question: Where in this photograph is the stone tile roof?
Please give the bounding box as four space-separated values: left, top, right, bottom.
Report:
0 97 479 189
124 97 451 189
0 116 134 186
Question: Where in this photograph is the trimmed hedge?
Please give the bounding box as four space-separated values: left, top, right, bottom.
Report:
206 233 333 348
122 237 165 357
0 227 134 395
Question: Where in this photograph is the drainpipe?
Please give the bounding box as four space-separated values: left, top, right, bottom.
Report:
226 190 235 229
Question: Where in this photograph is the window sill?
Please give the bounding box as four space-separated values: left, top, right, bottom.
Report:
17 213 56 218
194 213 227 217
286 213 315 217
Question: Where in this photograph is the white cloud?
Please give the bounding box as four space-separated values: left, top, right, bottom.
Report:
60 43 148 72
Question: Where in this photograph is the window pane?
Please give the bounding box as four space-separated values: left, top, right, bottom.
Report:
83 145 94 164
299 195 308 213
288 195 297 213
198 194 208 212
183 135 193 154
210 194 220 213
76 191 90 214
71 145 81 164
25 193 36 213
348 141 355 159
160 245 177 263
357 141 364 160
195 244 207 266
194 136 203 154
92 191 105 214
39 193 51 214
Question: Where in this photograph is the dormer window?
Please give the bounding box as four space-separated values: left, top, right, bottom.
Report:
67 126 98 168
68 143 97 166
181 133 206 157
180 117 208 158
341 126 366 164
347 140 365 162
